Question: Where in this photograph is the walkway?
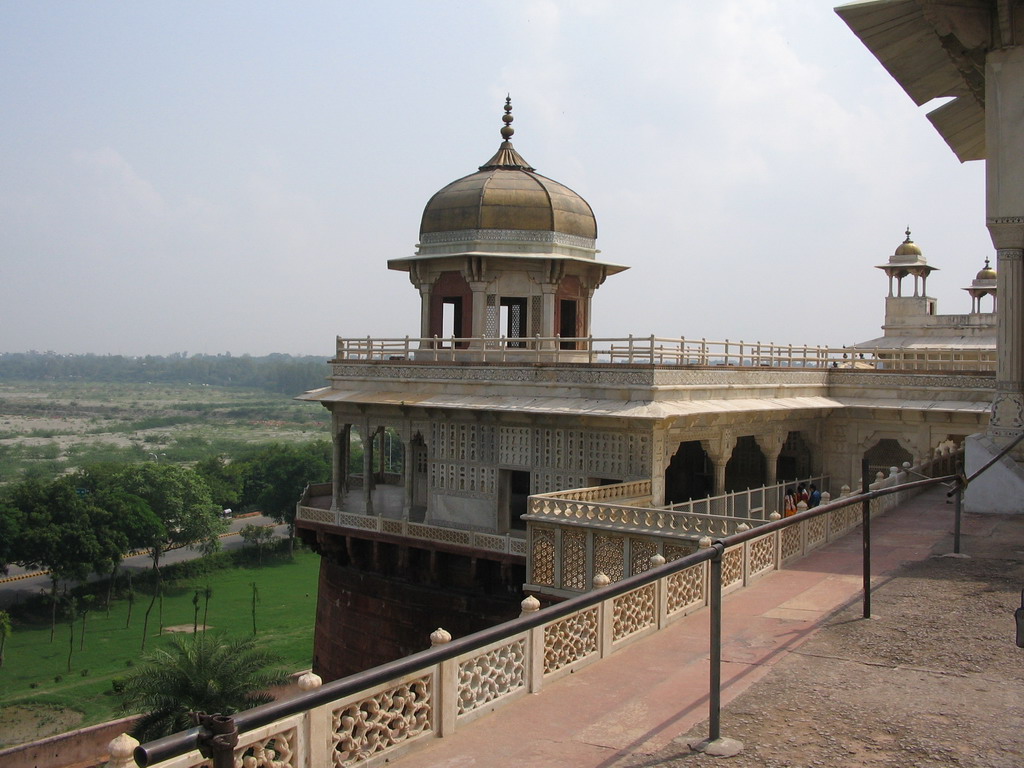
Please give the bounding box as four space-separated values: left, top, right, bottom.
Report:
391 487 1022 767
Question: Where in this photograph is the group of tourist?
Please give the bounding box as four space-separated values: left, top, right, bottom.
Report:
783 482 821 516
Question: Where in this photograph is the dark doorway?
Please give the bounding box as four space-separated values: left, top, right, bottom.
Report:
442 297 464 342
664 441 712 504
864 438 913 480
500 469 531 531
559 299 578 349
724 436 766 492
776 431 812 483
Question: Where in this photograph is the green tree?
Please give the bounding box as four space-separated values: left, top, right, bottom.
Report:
0 610 11 668
114 464 226 647
7 478 110 641
239 523 275 566
240 442 329 554
120 634 287 742
193 455 245 511
0 498 20 575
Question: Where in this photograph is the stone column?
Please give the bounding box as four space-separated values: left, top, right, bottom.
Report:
331 414 348 511
754 432 785 488
986 46 1024 443
418 283 433 346
403 437 414 521
361 421 374 515
469 281 488 344
702 435 737 497
541 285 556 345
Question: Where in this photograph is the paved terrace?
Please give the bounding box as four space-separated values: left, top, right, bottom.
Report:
389 487 1024 768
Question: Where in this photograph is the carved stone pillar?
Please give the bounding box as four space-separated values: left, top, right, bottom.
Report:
986 46 1024 444
418 283 433 345
754 432 785 488
331 416 350 511
469 281 488 341
361 420 374 515
701 435 737 497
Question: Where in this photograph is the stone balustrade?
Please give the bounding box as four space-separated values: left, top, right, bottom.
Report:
332 334 995 371
126 448 961 768
294 505 529 557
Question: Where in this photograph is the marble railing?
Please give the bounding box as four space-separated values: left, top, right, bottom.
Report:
125 450 961 768
295 505 529 557
332 334 995 371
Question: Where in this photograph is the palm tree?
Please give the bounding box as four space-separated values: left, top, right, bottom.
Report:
120 634 287 742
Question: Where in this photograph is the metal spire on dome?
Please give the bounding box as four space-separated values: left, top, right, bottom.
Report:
479 95 536 172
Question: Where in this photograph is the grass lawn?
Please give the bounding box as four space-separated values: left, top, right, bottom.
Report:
0 550 320 744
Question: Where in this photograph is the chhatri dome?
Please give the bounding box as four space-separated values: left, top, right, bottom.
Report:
388 97 626 344
876 227 936 297
419 97 597 242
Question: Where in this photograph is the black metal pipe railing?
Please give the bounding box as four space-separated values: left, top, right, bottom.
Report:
135 459 961 766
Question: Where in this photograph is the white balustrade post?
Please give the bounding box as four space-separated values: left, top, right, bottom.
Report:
593 573 614 658
430 628 457 737
521 596 546 694
300 673 332 768
104 733 139 768
650 553 667 628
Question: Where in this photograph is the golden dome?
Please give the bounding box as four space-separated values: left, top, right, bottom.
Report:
976 258 996 280
894 227 922 258
419 98 597 241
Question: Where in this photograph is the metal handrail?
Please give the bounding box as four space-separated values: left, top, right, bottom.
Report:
134 461 960 766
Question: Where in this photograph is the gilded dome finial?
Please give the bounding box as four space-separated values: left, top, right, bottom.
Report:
501 95 515 141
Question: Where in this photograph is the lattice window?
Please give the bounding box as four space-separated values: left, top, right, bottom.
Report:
543 608 599 674
722 547 743 588
630 539 659 576
530 295 542 336
664 542 695 562
807 515 827 547
628 433 652 476
748 535 775 576
781 525 802 561
561 529 587 591
587 431 627 478
499 426 532 467
566 429 586 471
238 729 297 768
531 528 556 586
667 563 705 614
613 584 656 642
536 428 565 470
594 534 625 583
331 676 432 764
485 294 498 337
457 639 526 716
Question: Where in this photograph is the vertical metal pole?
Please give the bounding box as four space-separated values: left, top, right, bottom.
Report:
950 483 958 557
861 458 871 619
708 546 723 742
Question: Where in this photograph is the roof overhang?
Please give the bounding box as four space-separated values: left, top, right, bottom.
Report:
297 386 989 420
835 0 997 162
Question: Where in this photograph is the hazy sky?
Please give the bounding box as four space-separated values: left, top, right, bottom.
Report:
0 1 992 357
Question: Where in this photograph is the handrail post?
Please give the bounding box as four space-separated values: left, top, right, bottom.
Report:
690 539 742 756
708 542 723 741
954 460 964 555
861 458 871 619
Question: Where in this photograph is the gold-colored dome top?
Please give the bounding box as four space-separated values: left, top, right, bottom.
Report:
976 258 996 280
894 227 923 258
419 97 597 240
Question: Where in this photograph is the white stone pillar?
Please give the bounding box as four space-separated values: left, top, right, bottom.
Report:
418 283 433 346
986 46 1024 443
469 281 488 342
361 421 374 515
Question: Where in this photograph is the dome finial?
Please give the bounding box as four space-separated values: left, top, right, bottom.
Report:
501 95 515 141
904 226 912 243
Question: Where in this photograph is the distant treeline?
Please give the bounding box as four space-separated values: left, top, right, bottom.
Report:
0 351 329 394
